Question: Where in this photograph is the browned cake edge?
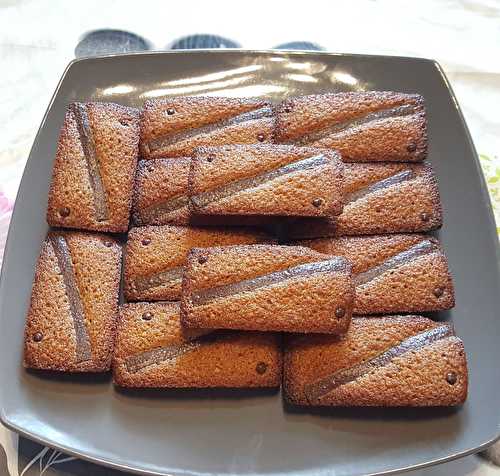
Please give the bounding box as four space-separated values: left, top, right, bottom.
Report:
283 316 468 407
23 231 122 372
180 245 354 334
275 92 428 162
113 302 283 388
47 102 140 232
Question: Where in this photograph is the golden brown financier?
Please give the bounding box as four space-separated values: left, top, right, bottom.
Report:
47 102 140 232
284 316 468 406
24 232 121 372
113 302 281 388
181 244 354 334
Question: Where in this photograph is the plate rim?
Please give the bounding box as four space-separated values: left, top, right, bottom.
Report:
2 407 500 476
1 49 500 476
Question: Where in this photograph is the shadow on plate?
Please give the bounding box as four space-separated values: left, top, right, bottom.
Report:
188 213 279 235
427 308 454 323
25 368 111 384
282 398 462 421
114 386 279 400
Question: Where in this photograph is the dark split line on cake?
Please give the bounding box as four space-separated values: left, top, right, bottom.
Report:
303 324 454 403
136 194 190 224
190 257 347 307
137 153 333 219
133 266 184 293
190 153 331 210
346 169 415 204
143 104 274 154
289 103 419 146
353 240 437 286
49 235 92 363
125 341 201 373
70 103 109 222
124 332 216 373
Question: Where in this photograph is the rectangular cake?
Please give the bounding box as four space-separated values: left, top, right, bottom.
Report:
280 162 442 239
296 234 454 314
131 156 281 230
181 244 354 334
275 92 427 162
113 302 281 388
24 232 122 372
284 316 468 406
132 158 192 226
124 225 271 301
140 96 275 159
47 102 140 232
188 144 344 217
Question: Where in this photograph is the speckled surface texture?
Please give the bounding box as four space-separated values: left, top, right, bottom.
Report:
284 316 468 406
297 234 455 314
181 244 354 334
123 225 270 301
1 1 499 475
282 162 442 238
275 92 427 162
132 158 192 226
189 144 344 217
47 103 140 232
23 232 121 372
140 96 275 158
113 302 281 388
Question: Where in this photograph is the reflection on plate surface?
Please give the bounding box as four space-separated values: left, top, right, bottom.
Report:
0 51 499 476
97 57 368 101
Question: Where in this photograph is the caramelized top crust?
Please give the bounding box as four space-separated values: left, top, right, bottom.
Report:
286 316 441 363
276 92 427 162
281 162 442 239
114 302 214 362
296 234 428 274
47 102 140 232
181 245 354 334
24 231 122 372
189 144 344 217
278 92 423 137
184 244 337 289
132 158 192 226
341 164 441 229
295 234 455 314
113 302 281 388
131 157 280 229
284 316 468 406
123 225 271 301
140 96 276 158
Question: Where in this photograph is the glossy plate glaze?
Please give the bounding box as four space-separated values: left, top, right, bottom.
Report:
0 51 499 476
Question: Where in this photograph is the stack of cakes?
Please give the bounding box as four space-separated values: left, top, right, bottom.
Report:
23 93 468 407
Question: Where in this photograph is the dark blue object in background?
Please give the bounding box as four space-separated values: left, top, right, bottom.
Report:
274 41 324 51
75 29 151 58
170 34 240 49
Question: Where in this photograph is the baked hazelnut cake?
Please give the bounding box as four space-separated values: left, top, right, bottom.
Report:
181 244 354 334
47 102 140 232
281 161 442 239
24 232 121 372
296 234 455 314
284 316 467 406
188 144 344 217
113 302 281 388
132 157 192 226
140 97 275 159
22 91 468 410
124 225 271 301
276 92 427 162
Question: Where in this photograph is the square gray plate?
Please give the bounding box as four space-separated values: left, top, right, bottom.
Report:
1 51 499 476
